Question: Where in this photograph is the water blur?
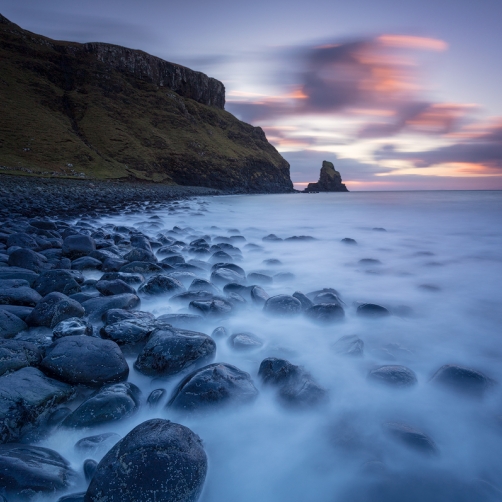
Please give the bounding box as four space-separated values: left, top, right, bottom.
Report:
41 191 502 501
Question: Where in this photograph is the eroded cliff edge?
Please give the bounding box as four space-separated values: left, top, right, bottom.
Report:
0 14 293 192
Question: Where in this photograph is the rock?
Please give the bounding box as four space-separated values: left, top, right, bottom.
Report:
99 272 145 285
292 291 313 311
0 305 33 321
101 257 128 272
211 326 228 338
210 267 245 286
189 298 233 318
84 459 98 482
103 308 154 325
368 365 417 387
170 290 214 306
189 278 220 295
53 317 93 339
0 339 42 376
155 313 204 330
228 332 263 351
85 419 207 502
359 258 381 266
384 422 437 455
0 310 27 338
312 291 343 306
62 382 141 428
74 432 121 455
273 272 295 282
0 444 76 497
6 232 40 250
138 275 185 296
26 292 85 328
14 327 54 350
341 238 357 244
303 160 348 192
305 303 345 323
431 364 495 397
147 389 166 407
101 318 156 344
306 288 341 301
247 272 273 285
134 327 216 377
357 303 390 318
40 336 129 387
47 407 72 426
0 285 42 307
8 248 49 273
120 261 164 274
33 270 81 296
168 363 258 412
0 367 73 443
250 285 269 306
263 295 302 316
332 335 364 356
262 234 282 242
95 279 136 296
82 293 140 321
165 271 198 287
62 235 96 259
58 493 86 502
71 256 103 271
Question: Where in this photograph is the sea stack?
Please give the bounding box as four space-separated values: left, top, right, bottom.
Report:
304 161 348 192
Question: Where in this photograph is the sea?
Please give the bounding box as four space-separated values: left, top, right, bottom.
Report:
42 190 502 502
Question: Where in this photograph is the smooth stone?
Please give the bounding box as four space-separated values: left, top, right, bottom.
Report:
431 364 495 396
165 271 198 287
211 326 228 338
0 444 76 496
119 261 164 274
0 267 39 285
8 248 49 273
101 318 157 345
341 237 357 244
101 257 128 272
6 232 40 250
82 294 140 322
123 248 157 263
312 291 343 306
147 389 166 407
138 275 185 296
69 292 101 304
228 332 263 351
292 291 313 310
40 336 129 387
135 327 216 377
0 339 42 376
71 256 102 271
263 295 302 316
14 327 54 350
170 290 214 306
62 382 141 428
332 335 364 356
155 313 204 330
26 292 85 328
0 305 33 321
368 365 417 387
99 272 145 285
33 270 81 297
0 285 42 307
53 317 93 339
262 234 282 242
103 308 154 325
210 267 245 286
305 303 345 324
306 288 341 301
189 298 233 318
0 310 27 338
357 303 390 318
168 363 258 412
95 279 136 296
250 285 269 306
263 258 282 266
384 422 437 455
0 367 73 443
74 433 121 455
189 279 220 295
85 419 207 502
247 272 273 285
62 235 96 259
84 459 98 482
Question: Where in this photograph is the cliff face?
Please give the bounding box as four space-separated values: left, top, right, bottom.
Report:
0 14 293 192
304 161 348 192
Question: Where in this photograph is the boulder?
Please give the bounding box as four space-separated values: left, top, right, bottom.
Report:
0 284 42 307
357 303 390 318
40 336 129 387
250 286 269 306
228 332 263 351
305 303 345 323
0 339 42 376
74 432 121 455
189 298 233 318
53 317 93 339
431 364 495 397
33 270 81 297
85 419 207 502
332 335 364 356
84 459 98 482
0 309 27 338
138 275 185 296
62 235 96 259
292 291 313 311
119 261 163 274
147 389 166 407
211 326 228 339
0 304 33 321
263 295 302 316
100 318 156 345
81 294 140 321
0 267 39 285
26 292 85 328
95 279 136 296
71 256 103 271
155 313 204 330
135 327 216 377
210 267 245 286
8 248 49 273
103 308 154 325
168 363 258 413
368 365 417 387
99 272 145 285
384 422 437 455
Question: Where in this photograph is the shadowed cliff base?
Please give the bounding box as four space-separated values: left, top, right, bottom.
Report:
303 161 349 192
0 14 293 193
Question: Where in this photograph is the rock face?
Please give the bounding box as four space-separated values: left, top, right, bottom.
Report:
0 14 293 193
304 161 348 193
85 419 207 502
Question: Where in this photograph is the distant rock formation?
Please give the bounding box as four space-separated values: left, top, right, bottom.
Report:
304 161 348 192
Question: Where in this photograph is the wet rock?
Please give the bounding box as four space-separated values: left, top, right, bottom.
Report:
135 327 216 377
341 238 357 244
85 419 207 502
95 279 136 296
62 235 96 260
384 422 437 455
250 285 269 306
40 336 129 387
189 298 233 318
33 270 81 297
0 284 42 307
120 261 164 274
101 257 128 272
74 433 121 455
0 444 76 497
155 313 203 330
103 308 154 325
368 365 417 387
228 332 263 351
210 267 245 286
47 407 72 426
306 288 340 301
292 291 313 311
101 318 156 345
26 292 85 328
211 326 228 338
62 382 141 428
0 267 39 285
305 303 345 323
189 278 220 295
138 275 185 296
431 364 495 397
14 327 54 350
263 295 302 316
81 293 140 321
6 232 40 250
0 305 33 321
165 271 198 287
0 367 73 443
168 363 258 412
71 256 102 271
247 272 273 285
332 335 364 357
99 272 145 286
53 318 93 339
170 290 214 306
124 248 157 263
0 339 42 376
262 234 282 242
147 389 166 407
312 291 343 306
0 310 27 338
84 459 98 482
285 235 316 242
8 248 49 273
357 303 390 318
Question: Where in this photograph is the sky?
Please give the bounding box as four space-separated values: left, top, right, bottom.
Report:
3 0 502 190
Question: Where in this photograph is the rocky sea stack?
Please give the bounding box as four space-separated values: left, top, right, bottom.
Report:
0 14 293 193
303 161 348 192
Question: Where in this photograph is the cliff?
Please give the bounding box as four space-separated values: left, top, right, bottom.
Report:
304 161 348 192
0 14 293 192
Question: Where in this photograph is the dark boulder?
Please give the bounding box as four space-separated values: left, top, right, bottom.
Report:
81 293 140 322
189 298 233 318
103 308 154 325
384 422 438 455
85 419 207 502
53 317 93 339
368 365 417 387
8 248 49 273
74 432 121 455
138 275 185 296
0 310 27 338
431 364 495 397
62 382 141 428
0 284 42 307
0 444 76 497
357 303 390 318
170 290 214 306
305 303 345 324
120 261 163 274
341 238 357 245
0 305 33 321
211 326 228 338
0 339 42 376
33 270 81 297
0 267 39 285
250 285 269 306
95 279 136 296
311 291 343 306
155 313 204 330
168 363 258 412
263 295 302 316
101 257 128 272
189 278 220 295
228 332 263 351
123 248 157 263
292 291 313 311
135 327 216 377
165 271 197 287
262 234 282 242
0 367 73 443
332 335 364 356
40 336 129 387
99 272 145 285
26 292 85 328
100 318 156 344
62 235 96 259
71 256 102 271
6 232 40 250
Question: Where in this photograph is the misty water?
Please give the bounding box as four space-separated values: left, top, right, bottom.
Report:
41 191 502 501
